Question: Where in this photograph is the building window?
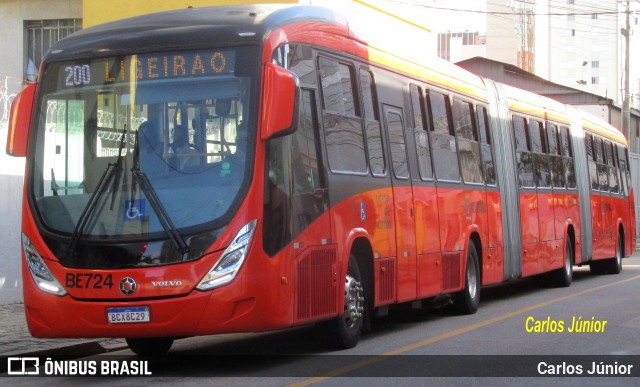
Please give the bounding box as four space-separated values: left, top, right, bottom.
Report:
25 19 82 82
591 14 598 20
592 77 599 84
592 60 599 68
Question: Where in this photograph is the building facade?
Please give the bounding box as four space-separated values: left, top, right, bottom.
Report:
484 0 640 114
437 31 486 63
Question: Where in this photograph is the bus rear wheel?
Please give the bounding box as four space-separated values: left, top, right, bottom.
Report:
320 255 364 349
453 242 480 315
590 233 623 275
549 238 574 287
126 337 174 356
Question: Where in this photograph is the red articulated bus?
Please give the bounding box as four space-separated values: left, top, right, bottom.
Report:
6 4 635 355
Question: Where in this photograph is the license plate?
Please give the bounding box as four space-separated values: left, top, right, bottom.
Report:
107 306 150 324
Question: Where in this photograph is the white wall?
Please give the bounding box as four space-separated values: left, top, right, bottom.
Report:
0 0 81 305
0 125 26 304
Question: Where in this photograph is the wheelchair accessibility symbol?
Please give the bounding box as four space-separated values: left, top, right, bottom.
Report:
124 199 146 221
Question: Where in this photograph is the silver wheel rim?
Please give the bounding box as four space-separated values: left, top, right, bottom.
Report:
467 258 478 300
344 273 363 328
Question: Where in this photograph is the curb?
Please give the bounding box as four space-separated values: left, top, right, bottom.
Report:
2 339 128 358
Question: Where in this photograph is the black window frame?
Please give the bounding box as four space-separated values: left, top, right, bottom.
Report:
476 104 496 186
427 90 460 182
452 97 483 185
317 55 368 175
410 83 434 181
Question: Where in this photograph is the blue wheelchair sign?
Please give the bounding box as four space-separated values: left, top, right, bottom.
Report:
124 199 146 221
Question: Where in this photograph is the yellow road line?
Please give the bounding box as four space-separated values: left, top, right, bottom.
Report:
288 274 640 386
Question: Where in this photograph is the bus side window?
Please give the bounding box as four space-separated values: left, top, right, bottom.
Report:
318 56 367 174
528 119 550 188
452 98 483 184
595 137 609 192
410 84 433 180
428 90 460 182
606 141 619 194
559 126 576 189
476 105 496 186
513 116 534 188
617 144 630 196
384 106 409 179
359 69 385 176
547 123 565 189
585 133 599 191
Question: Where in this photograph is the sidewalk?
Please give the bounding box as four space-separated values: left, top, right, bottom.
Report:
0 303 126 357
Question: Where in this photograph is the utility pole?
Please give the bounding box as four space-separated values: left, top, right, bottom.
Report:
621 0 631 139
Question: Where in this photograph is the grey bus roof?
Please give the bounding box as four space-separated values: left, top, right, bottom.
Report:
44 4 339 62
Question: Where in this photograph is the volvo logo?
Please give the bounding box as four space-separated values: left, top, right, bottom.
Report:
119 277 137 296
152 280 183 287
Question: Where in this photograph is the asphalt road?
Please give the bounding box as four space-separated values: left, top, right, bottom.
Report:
7 254 640 386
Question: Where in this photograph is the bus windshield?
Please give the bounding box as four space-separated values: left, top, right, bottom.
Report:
31 47 257 253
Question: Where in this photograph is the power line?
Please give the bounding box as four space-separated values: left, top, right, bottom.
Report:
388 0 638 16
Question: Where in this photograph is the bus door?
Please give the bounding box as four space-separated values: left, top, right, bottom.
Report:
382 104 417 302
264 88 333 323
601 140 617 255
409 85 442 297
513 116 540 276
586 134 606 258
547 123 568 251
288 89 332 255
529 119 555 272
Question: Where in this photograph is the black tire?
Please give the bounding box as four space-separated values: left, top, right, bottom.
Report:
549 238 574 287
591 233 623 275
320 255 364 349
126 337 174 356
453 242 480 315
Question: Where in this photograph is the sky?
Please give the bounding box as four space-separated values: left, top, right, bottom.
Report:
307 0 488 34
416 0 487 33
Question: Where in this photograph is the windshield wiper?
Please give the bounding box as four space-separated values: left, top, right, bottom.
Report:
66 161 118 258
131 132 190 257
66 127 127 258
110 125 127 210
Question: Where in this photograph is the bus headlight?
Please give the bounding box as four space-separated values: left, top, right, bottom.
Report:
196 220 257 291
22 233 67 296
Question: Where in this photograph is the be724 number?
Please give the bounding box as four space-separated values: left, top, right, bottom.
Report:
65 273 113 289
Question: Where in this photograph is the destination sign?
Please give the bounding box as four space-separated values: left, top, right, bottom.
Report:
59 50 236 89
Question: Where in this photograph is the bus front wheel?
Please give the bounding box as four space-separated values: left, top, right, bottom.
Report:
453 242 480 315
320 255 364 349
549 238 574 287
126 337 174 356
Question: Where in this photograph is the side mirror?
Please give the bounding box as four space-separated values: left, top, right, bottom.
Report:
6 83 37 157
260 62 299 140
